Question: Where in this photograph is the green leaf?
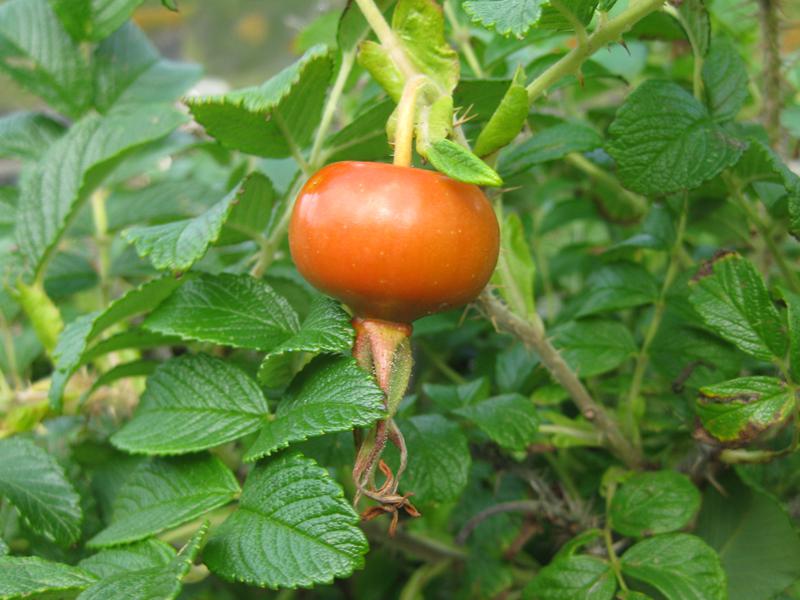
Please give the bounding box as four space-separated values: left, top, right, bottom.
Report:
607 80 746 195
621 533 726 600
0 112 64 161
93 22 201 112
523 555 616 600
0 0 91 118
88 455 239 547
50 0 147 42
696 376 793 444
696 476 800 600
15 104 187 281
245 357 384 461
112 353 269 455
399 414 470 503
491 211 535 319
392 0 459 94
454 394 540 451
552 319 637 378
0 557 96 599
0 437 82 545
702 37 748 122
358 42 405 102
324 100 394 163
499 122 602 179
463 0 545 39
689 252 787 361
204 453 367 589
784 290 800 382
576 262 659 317
217 172 276 246
610 471 701 537
187 46 332 158
422 378 490 412
473 68 529 157
79 539 175 578
614 203 677 251
674 0 710 58
143 273 299 351
49 276 184 408
122 185 240 272
79 524 207 600
537 0 599 31
337 0 394 54
258 295 354 387
427 139 503 186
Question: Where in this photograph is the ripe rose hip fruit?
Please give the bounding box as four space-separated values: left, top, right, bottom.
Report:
289 161 500 323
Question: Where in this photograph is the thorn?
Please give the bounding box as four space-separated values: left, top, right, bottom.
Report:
619 40 631 56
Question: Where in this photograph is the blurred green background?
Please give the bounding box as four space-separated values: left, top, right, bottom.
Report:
0 0 346 112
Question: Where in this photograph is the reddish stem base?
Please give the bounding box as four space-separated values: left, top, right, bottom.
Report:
351 317 419 535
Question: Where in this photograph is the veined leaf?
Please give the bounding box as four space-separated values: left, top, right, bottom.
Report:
0 437 83 545
427 139 503 186
93 22 201 112
258 295 354 388
112 353 269 455
143 273 299 351
187 45 332 157
51 0 147 42
610 471 700 537
0 112 65 161
88 455 239 547
122 184 241 272
696 376 794 444
696 476 800 600
702 37 748 122
79 524 207 600
217 172 276 245
689 252 786 361
607 80 746 194
552 319 637 378
576 262 659 317
204 453 368 589
15 104 187 281
454 393 540 451
79 539 175 578
49 276 184 408
399 414 470 503
464 0 546 39
523 555 616 600
0 0 91 118
0 557 96 599
245 356 384 461
491 211 535 319
499 122 602 179
621 534 726 600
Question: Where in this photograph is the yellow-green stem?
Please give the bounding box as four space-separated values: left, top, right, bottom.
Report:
309 50 356 169
443 0 485 78
393 75 426 167
623 194 689 446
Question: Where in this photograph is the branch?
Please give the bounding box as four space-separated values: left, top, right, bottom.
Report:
478 289 643 468
526 0 666 103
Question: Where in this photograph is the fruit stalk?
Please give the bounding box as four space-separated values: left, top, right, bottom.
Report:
351 317 419 533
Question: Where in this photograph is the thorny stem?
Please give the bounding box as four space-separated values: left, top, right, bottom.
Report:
478 289 643 469
526 0 665 103
623 194 689 447
394 75 427 168
443 0 485 78
309 50 356 169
